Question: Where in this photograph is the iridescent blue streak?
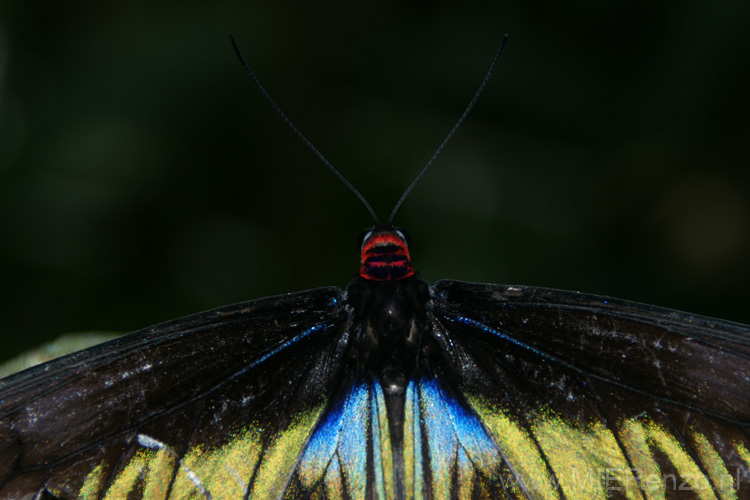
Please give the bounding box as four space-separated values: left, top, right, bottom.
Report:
450 316 552 359
300 382 370 493
420 377 498 469
177 322 335 408
249 323 332 369
301 382 367 468
448 315 611 379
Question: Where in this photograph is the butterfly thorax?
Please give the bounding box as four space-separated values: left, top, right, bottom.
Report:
346 276 429 390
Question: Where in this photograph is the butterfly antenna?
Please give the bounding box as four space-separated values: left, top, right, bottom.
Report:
230 36 380 225
387 35 509 225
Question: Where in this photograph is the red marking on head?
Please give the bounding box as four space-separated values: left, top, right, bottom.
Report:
359 229 415 281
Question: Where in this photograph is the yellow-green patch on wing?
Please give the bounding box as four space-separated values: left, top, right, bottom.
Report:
467 395 559 500
250 404 326 499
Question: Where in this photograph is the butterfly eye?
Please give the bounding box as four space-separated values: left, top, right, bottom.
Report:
394 228 411 248
358 230 374 250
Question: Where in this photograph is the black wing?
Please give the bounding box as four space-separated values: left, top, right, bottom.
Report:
3 280 749 499
426 280 750 499
0 287 353 499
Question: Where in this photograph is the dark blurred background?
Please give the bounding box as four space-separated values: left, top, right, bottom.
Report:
1 2 748 363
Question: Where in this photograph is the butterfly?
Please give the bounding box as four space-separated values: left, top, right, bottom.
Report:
1 38 749 500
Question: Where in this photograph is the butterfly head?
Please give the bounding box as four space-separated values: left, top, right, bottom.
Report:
358 227 415 281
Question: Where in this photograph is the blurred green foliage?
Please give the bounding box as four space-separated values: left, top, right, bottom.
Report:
0 332 119 378
0 1 748 363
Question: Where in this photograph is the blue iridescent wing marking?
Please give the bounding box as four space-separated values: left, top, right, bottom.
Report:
289 381 389 498
287 375 511 499
405 377 505 498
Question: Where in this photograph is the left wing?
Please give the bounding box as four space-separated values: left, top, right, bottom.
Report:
0 287 354 500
